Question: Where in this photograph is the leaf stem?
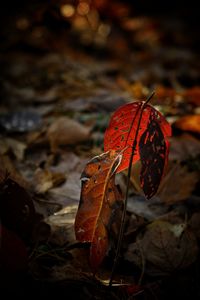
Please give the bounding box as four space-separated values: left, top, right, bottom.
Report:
109 92 154 287
145 91 155 105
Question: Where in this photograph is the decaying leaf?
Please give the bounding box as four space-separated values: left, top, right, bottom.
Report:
47 117 91 152
0 139 10 155
34 168 66 194
157 162 198 204
125 220 198 276
49 171 82 203
75 151 123 271
184 86 200 106
0 154 29 189
155 85 177 100
127 195 168 221
0 137 26 161
139 110 169 199
45 204 78 246
169 134 200 161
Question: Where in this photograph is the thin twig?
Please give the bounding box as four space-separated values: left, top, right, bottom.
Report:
109 91 155 287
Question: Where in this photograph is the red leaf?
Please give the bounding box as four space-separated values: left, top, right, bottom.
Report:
104 101 171 174
74 151 123 271
139 110 170 199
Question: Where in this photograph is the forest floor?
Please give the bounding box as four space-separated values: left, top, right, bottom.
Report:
0 2 200 299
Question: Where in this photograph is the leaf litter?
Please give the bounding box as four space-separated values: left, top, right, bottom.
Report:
0 2 200 298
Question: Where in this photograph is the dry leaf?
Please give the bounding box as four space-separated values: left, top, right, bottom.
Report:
0 138 27 161
75 151 123 271
49 171 82 202
127 195 168 221
157 162 198 204
173 115 200 134
50 152 80 174
34 168 66 194
27 129 47 147
169 134 200 161
125 220 198 276
45 204 78 246
117 77 147 99
184 86 200 106
0 139 10 155
0 154 29 189
47 117 90 152
130 152 198 206
155 85 177 100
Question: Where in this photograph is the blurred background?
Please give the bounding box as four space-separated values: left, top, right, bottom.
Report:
0 0 199 109
0 0 199 54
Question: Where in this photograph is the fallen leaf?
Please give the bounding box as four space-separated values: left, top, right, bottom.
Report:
127 195 168 221
173 115 200 134
0 154 29 189
27 129 47 147
169 134 200 161
125 220 198 276
63 90 126 113
50 152 80 174
47 117 91 152
157 162 198 204
34 168 66 194
45 204 78 246
184 86 200 106
0 139 9 155
0 137 27 161
75 151 123 271
49 171 82 203
155 85 177 100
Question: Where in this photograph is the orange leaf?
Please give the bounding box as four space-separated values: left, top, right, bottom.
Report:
173 115 200 134
184 86 200 106
74 150 123 271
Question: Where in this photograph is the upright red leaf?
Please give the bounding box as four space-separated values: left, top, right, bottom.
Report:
104 101 171 174
74 151 123 272
139 110 170 199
